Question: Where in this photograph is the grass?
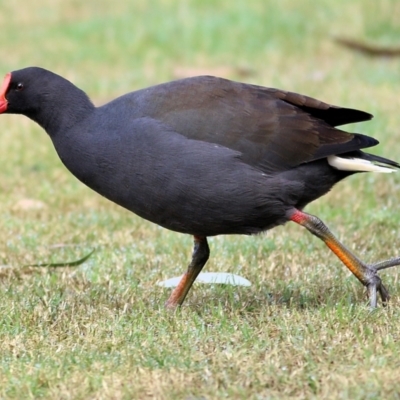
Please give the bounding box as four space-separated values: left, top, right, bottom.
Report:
1 0 400 398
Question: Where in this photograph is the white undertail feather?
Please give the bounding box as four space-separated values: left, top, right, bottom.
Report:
327 155 396 173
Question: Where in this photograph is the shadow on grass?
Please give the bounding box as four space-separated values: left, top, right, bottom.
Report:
178 277 397 314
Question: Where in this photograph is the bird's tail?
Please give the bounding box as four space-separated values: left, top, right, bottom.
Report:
327 151 399 173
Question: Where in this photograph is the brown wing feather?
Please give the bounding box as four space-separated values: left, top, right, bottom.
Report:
135 76 377 173
271 89 372 126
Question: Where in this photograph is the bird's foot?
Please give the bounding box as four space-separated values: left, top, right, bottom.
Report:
289 209 399 308
362 265 389 308
363 257 400 308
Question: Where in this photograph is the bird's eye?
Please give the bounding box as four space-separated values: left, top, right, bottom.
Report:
16 83 24 91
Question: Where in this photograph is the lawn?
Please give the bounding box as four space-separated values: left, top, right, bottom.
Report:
0 0 400 398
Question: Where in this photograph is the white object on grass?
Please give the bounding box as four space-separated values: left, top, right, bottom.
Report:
157 272 251 288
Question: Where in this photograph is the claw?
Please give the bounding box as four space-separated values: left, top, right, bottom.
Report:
378 282 390 305
367 282 378 308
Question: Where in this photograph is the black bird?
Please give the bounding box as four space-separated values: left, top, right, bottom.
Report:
1 67 399 308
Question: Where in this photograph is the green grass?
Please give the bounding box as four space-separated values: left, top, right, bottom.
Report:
1 0 400 398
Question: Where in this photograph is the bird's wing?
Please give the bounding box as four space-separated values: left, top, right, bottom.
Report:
131 76 376 174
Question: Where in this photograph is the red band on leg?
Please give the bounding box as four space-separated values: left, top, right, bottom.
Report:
290 209 307 224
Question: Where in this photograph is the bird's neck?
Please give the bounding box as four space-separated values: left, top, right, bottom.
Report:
28 86 96 137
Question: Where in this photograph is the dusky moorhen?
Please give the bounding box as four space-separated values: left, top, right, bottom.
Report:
1 67 399 308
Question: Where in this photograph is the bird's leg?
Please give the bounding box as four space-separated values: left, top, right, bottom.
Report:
289 209 400 307
165 236 210 309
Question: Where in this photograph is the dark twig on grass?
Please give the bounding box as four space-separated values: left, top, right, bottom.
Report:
335 37 400 57
24 249 95 268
